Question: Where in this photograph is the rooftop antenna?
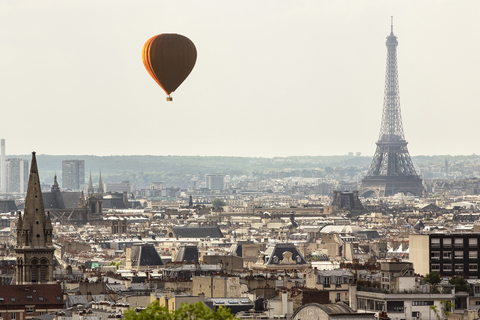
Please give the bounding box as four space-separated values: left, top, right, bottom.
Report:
391 16 394 34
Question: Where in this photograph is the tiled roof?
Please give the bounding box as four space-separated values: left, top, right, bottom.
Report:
0 284 63 306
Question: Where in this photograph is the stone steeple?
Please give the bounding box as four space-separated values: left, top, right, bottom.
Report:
15 152 54 284
87 172 94 195
97 170 104 195
51 174 60 193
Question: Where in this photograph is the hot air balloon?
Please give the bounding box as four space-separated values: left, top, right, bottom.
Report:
142 34 197 101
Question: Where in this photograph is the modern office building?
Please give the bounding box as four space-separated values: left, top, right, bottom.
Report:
62 160 85 190
5 158 29 193
410 233 480 278
205 174 224 190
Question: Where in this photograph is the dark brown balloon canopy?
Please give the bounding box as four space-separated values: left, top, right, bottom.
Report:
142 34 197 99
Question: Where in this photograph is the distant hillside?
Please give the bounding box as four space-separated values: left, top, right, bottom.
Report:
6 154 480 188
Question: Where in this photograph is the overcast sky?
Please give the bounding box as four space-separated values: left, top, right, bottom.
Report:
1 1 479 158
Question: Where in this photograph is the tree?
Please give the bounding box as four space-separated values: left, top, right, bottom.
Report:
424 272 441 285
124 300 236 320
212 199 226 207
108 261 123 269
430 300 453 320
449 276 470 292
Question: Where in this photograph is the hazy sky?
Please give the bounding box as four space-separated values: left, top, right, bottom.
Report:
1 1 479 158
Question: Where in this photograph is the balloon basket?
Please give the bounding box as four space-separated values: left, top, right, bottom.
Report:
166 96 173 101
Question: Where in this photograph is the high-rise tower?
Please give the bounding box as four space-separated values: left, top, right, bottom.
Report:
15 152 55 284
360 19 423 197
62 159 85 190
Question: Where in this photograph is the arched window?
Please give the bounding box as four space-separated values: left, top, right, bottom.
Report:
31 259 38 283
40 258 48 282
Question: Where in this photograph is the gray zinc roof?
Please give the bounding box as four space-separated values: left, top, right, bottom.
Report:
173 226 224 238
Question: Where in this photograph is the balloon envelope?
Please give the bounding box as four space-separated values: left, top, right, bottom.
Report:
142 34 197 99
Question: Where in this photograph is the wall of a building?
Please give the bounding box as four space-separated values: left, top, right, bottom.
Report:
408 234 430 276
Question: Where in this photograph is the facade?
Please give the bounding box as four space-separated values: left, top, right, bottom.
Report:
192 275 244 298
350 285 454 320
305 268 355 304
360 20 423 197
62 160 85 190
410 233 480 278
15 152 55 285
205 174 224 190
5 158 29 193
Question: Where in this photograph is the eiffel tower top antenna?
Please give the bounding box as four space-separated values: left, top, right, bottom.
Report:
391 16 393 34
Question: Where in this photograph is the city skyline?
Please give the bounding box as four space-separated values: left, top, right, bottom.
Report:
1 1 479 157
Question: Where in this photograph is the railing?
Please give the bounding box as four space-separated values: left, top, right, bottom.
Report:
357 286 453 295
400 263 411 276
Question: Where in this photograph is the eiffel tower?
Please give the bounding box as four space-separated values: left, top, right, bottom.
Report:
360 19 423 197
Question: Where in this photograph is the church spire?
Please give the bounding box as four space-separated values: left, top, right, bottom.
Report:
87 171 94 195
15 152 55 284
51 174 60 193
21 152 51 247
97 170 104 195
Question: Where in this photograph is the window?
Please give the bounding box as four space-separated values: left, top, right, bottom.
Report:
431 238 440 247
431 252 440 260
431 264 440 271
455 238 464 247
38 297 44 301
470 238 478 247
336 293 341 301
324 277 330 286
357 298 366 309
470 264 478 271
335 277 341 286
443 264 452 271
470 251 478 259
412 301 433 306
412 312 420 318
11 313 16 320
443 238 452 246
31 265 37 283
26 307 34 314
10 298 15 302
455 264 464 271
443 252 452 259
455 251 464 259
40 266 46 282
